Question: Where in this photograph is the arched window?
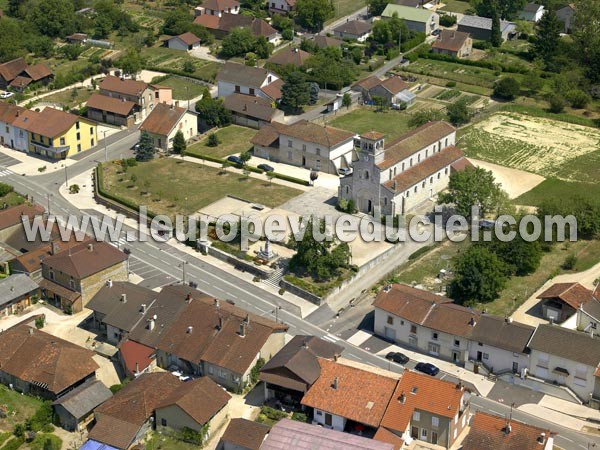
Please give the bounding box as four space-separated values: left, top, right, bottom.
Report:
365 171 370 180
444 167 449 175
402 162 405 171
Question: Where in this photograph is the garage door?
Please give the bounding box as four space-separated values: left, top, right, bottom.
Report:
384 326 396 341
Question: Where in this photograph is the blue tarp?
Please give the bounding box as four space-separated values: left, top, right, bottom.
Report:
79 440 120 450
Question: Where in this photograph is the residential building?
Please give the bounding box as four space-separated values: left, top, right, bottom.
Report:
379 371 470 448
528 324 600 401
52 379 112 431
556 3 575 33
431 30 473 58
193 14 278 41
266 47 310 68
139 102 197 152
0 57 53 90
468 315 534 375
373 284 479 365
216 62 283 101
518 3 545 22
0 204 45 242
194 0 239 17
268 0 296 15
88 372 183 449
537 282 593 323
218 418 270 450
333 20 373 42
462 411 554 450
260 335 344 403
86 281 156 345
382 4 439 35
167 32 202 51
0 274 39 317
151 83 173 105
22 107 97 159
65 33 88 44
365 76 416 107
86 93 136 127
0 317 98 399
155 377 231 436
339 121 470 215
575 287 600 336
223 93 284 129
352 75 385 98
99 75 162 120
39 240 129 313
261 419 394 450
2 107 39 152
457 15 517 41
251 120 356 174
301 358 399 432
312 35 344 49
118 339 157 378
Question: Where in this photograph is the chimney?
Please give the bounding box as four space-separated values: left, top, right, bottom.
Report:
141 303 147 313
214 298 220 308
107 279 113 288
239 322 246 337
505 317 513 323
398 391 406 403
87 243 93 251
245 313 250 325
51 241 59 255
29 328 34 336
187 326 193 334
121 293 127 303
217 316 223 330
468 317 476 326
537 432 546 445
456 381 463 390
148 319 155 331
186 293 192 303
10 286 14 292
135 362 139 374
332 377 339 390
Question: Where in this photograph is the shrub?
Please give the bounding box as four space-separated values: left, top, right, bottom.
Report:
548 94 567 113
69 184 80 194
566 89 591 109
30 433 62 450
409 245 435 260
35 316 45 329
28 402 53 432
207 132 220 147
493 77 520 100
38 166 47 173
562 254 578 270
3 437 24 450
291 412 308 422
183 60 195 73
446 81 457 88
0 182 14 197
13 423 25 437
282 28 294 40
439 13 457 27
278 288 286 295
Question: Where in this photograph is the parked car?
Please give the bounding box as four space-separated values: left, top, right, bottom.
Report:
227 155 243 165
0 91 14 99
432 29 441 36
415 362 440 376
385 352 409 365
338 167 352 176
257 163 274 172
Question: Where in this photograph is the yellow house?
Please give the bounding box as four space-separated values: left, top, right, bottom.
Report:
23 107 98 159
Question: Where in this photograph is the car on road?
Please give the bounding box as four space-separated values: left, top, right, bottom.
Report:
415 362 440 376
0 91 14 99
385 352 409 365
257 163 274 172
338 167 352 176
227 155 243 165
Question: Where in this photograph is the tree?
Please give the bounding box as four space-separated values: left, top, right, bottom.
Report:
135 131 156 161
472 0 526 20
522 70 544 94
61 44 83 61
547 93 566 113
485 234 542 276
207 132 220 147
183 60 195 73
566 89 591 108
493 76 520 100
281 71 311 112
342 92 352 109
162 9 192 36
438 167 507 220
173 130 186 154
490 6 502 47
296 0 334 32
449 245 510 304
304 52 357 90
367 0 388 15
446 98 471 126
0 18 26 62
94 14 113 39
308 82 320 105
240 150 252 165
115 48 142 77
533 10 562 69
195 88 232 128
254 36 273 59
221 27 256 57
572 0 600 83
27 0 75 37
408 109 444 128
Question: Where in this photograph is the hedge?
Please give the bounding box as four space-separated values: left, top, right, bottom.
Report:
416 49 529 74
408 244 435 261
144 65 215 83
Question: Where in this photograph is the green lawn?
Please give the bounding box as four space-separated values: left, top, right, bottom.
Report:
332 0 367 20
439 0 471 13
141 47 221 82
395 69 493 96
0 384 43 432
515 179 600 206
151 75 207 100
187 125 256 159
0 191 26 207
146 433 198 450
101 158 301 216
330 108 413 141
34 87 94 109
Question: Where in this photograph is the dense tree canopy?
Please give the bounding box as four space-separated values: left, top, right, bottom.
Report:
281 71 311 111
195 88 232 128
296 0 334 32
572 0 600 83
27 0 76 37
221 27 257 57
532 10 562 69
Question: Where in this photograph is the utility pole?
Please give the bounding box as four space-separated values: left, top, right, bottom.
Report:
46 193 52 216
102 130 108 162
272 305 282 323
180 260 188 285
63 164 69 188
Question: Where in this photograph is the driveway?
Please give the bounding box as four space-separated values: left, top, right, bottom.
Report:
190 46 225 63
249 155 341 191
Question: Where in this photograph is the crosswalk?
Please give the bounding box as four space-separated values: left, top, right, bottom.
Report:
108 235 136 248
262 266 285 289
321 334 341 343
0 168 13 177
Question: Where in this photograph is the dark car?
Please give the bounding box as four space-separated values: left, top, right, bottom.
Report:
432 29 441 36
385 352 409 365
415 362 440 376
338 167 352 176
227 155 243 165
258 163 274 172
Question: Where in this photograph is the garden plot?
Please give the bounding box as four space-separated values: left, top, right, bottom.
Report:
461 112 600 182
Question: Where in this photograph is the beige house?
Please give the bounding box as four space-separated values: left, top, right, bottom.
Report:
432 30 473 58
139 102 197 152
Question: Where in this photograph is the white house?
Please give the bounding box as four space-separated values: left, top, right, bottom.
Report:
333 20 372 42
166 32 201 51
139 103 197 152
518 3 545 22
269 0 295 14
0 102 36 152
194 0 239 17
216 62 283 102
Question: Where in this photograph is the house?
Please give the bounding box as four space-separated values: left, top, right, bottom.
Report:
556 3 575 33
195 0 239 17
260 335 344 403
267 47 310 68
431 30 473 58
52 379 112 431
167 32 202 51
0 318 99 400
261 419 395 450
382 4 439 35
86 93 136 127
20 107 98 159
194 14 278 42
312 35 344 49
0 58 53 90
338 121 470 215
333 20 373 42
527 324 600 401
373 284 479 365
139 102 197 152
462 411 554 450
218 418 270 450
301 358 399 432
268 0 296 15
518 3 545 22
151 293 288 392
0 104 39 152
0 203 45 243
119 339 157 378
65 33 88 44
223 93 284 129
378 371 470 448
366 76 416 107
457 15 517 41
39 241 129 313
86 281 156 345
537 282 594 323
575 286 600 336
155 377 231 436
88 372 183 449
99 76 166 120
0 274 39 317
251 120 356 174
217 62 283 101
352 75 384 98
468 315 535 375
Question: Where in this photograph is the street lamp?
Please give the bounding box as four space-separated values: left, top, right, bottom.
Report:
179 260 188 285
102 130 108 162
46 193 53 216
63 164 69 188
272 305 282 323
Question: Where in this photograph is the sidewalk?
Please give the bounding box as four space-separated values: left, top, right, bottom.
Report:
518 403 589 432
538 395 600 422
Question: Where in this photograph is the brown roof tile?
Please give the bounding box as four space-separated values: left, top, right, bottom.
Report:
139 102 190 137
260 78 284 100
301 359 398 427
361 131 386 140
202 0 239 9
267 47 310 67
0 58 28 83
99 75 149 97
373 427 404 450
432 30 471 52
21 107 81 139
86 93 136 116
251 121 286 147
0 204 45 231
537 282 593 310
42 240 127 279
380 77 410 95
334 20 372 36
220 418 270 450
193 13 220 29
9 76 32 89
313 35 344 49
174 31 201 46
224 93 277 122
353 75 382 90
278 120 355 148
23 63 52 81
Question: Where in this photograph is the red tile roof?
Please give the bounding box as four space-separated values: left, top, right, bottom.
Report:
380 77 410 95
267 47 310 67
373 427 404 450
119 340 155 375
86 93 136 116
279 120 355 148
23 63 52 81
99 75 149 97
202 0 239 10
432 30 471 52
9 76 32 89
139 102 190 137
260 78 284 100
220 418 270 450
537 282 593 310
20 107 81 138
353 75 382 90
173 31 201 46
0 204 45 231
0 58 28 83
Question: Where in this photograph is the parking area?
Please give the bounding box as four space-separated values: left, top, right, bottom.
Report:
0 150 22 168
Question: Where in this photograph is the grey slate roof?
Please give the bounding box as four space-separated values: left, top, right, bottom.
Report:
470 315 535 354
0 274 38 307
217 62 276 89
523 2 542 12
528 324 600 367
458 15 515 32
581 298 600 322
53 379 112 419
